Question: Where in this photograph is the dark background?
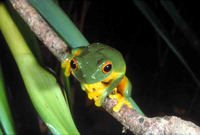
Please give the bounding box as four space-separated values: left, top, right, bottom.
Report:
62 1 200 134
1 0 200 135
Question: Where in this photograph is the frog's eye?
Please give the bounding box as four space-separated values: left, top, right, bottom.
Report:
102 62 112 74
70 58 78 71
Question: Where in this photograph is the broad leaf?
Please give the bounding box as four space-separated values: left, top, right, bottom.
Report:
0 3 79 134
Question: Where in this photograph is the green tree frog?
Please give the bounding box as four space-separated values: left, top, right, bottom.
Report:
62 43 132 112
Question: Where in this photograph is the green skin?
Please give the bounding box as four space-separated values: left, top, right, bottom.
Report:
69 43 132 105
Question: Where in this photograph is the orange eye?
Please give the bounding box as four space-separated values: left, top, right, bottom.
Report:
70 58 78 71
102 62 112 74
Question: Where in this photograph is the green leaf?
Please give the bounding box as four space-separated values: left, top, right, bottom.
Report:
0 128 3 135
0 63 16 134
133 1 200 88
129 98 145 116
29 0 89 48
5 0 44 64
62 68 73 112
0 3 79 134
160 1 200 54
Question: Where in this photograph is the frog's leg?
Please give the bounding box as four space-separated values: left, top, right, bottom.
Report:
61 47 84 76
117 76 132 98
95 73 124 107
82 82 106 106
109 76 133 112
80 83 86 91
61 53 74 76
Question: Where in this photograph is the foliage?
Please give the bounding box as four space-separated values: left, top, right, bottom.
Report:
0 2 79 134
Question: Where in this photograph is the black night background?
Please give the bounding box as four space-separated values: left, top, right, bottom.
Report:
1 0 200 134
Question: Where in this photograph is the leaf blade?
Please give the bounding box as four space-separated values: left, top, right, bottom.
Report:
133 0 200 88
29 0 89 48
0 3 79 134
0 63 16 134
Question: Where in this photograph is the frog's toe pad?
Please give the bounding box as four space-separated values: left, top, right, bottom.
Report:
109 93 132 112
87 89 105 107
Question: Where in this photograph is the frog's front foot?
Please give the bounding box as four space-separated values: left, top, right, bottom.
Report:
87 88 105 107
61 54 74 77
109 89 132 112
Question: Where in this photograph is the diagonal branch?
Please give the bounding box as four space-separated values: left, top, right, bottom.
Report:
8 0 200 134
9 0 69 62
103 98 200 134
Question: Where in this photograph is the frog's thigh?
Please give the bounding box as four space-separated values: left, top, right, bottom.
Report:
117 76 132 98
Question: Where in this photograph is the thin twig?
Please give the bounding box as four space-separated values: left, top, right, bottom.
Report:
9 0 200 134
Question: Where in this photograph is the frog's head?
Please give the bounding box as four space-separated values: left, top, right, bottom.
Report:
69 43 125 84
70 56 113 84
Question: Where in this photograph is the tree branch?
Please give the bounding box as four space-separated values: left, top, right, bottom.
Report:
9 0 200 134
9 0 69 62
103 98 200 134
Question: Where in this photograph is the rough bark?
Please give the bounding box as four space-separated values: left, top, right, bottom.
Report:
103 98 200 134
8 0 200 134
9 0 69 62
